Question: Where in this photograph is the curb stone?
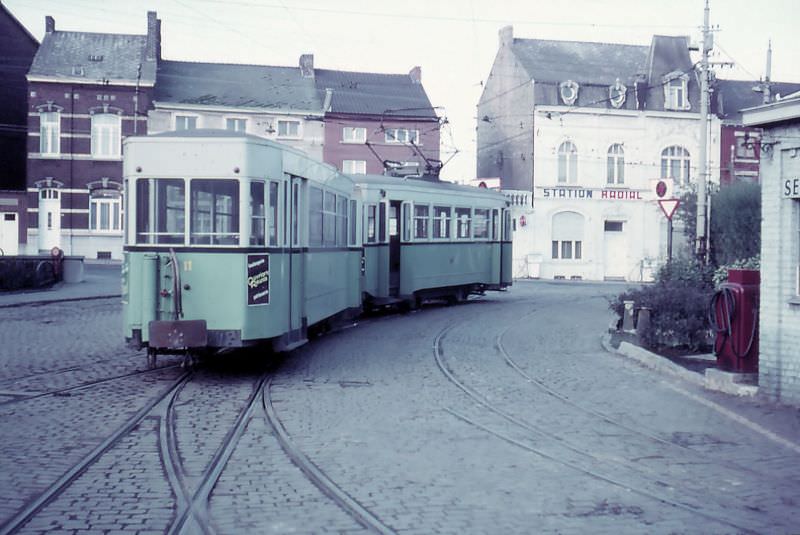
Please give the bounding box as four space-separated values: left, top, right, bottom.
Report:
601 331 758 396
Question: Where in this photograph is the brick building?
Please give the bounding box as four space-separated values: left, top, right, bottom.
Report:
743 93 800 406
0 2 38 255
317 66 441 177
24 12 158 259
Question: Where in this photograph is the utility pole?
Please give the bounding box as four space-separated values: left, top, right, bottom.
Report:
696 0 711 261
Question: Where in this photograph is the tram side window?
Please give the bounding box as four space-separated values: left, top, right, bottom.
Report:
190 179 239 245
267 181 279 246
474 208 489 239
323 191 336 246
366 204 377 243
136 178 185 244
503 210 512 240
250 182 266 246
433 206 451 239
337 196 348 246
456 207 472 239
349 200 357 246
414 205 429 239
492 209 499 241
309 186 323 247
402 204 411 242
379 202 387 243
292 182 299 247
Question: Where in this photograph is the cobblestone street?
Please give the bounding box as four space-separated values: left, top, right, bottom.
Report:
1 281 799 534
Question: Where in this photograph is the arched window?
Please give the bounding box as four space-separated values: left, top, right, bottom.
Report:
91 113 121 158
661 146 691 184
557 141 578 184
551 211 584 260
39 111 60 156
607 144 624 184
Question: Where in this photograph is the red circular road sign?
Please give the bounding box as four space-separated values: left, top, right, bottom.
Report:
656 180 668 198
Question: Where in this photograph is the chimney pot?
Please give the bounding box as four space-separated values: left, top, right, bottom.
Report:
409 66 421 84
45 16 55 33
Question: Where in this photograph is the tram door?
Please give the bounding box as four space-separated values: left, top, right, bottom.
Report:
388 200 401 296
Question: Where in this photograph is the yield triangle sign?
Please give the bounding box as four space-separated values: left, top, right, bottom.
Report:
658 198 680 220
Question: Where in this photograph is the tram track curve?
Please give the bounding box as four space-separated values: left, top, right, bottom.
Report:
433 320 763 535
263 377 394 534
0 370 192 535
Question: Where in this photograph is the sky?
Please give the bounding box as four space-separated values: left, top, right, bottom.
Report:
5 0 799 182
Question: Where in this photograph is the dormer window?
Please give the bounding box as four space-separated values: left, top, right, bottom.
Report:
609 79 627 108
663 72 690 110
560 80 579 105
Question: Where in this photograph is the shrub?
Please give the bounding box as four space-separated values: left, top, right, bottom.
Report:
712 256 760 287
610 256 714 351
710 181 761 266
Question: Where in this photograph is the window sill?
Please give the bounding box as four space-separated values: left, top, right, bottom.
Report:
788 296 800 307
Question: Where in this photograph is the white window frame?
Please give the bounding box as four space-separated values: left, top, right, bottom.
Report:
664 74 690 111
342 160 367 174
226 117 247 132
342 126 367 143
175 114 198 131
89 196 122 233
607 144 624 185
552 240 582 260
385 128 419 144
277 120 301 139
91 113 121 159
661 145 691 185
557 141 578 184
40 111 60 156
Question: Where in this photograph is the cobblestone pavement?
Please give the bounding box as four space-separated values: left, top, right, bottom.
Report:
0 282 798 534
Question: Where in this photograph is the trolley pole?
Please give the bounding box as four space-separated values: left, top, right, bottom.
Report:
696 0 711 262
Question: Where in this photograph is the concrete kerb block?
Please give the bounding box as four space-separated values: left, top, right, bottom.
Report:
602 327 760 397
704 368 758 397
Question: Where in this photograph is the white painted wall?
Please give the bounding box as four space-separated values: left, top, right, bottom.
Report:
509 105 720 281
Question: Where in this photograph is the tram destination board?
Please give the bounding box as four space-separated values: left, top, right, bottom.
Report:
247 254 270 306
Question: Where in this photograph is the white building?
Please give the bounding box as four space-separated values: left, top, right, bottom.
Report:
743 93 800 405
148 56 326 159
477 28 720 281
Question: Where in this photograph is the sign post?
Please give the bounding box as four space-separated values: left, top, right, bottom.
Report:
658 199 681 261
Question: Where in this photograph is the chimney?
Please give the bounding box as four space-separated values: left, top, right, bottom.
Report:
146 11 160 61
300 54 314 78
323 88 333 112
45 15 55 33
763 40 772 104
499 25 513 48
408 66 421 84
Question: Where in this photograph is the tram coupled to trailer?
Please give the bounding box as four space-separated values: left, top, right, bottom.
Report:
122 130 511 364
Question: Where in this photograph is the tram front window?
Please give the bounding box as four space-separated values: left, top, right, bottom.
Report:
136 178 185 244
190 179 240 245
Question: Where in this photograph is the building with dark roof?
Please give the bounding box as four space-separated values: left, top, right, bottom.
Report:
714 76 800 185
316 63 441 178
24 11 159 258
0 1 38 255
477 26 714 282
148 57 327 160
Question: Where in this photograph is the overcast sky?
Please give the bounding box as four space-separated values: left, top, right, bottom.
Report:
6 0 799 182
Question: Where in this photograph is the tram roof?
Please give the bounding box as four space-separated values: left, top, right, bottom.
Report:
352 173 507 199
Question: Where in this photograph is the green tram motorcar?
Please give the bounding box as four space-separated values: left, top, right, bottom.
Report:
122 130 512 363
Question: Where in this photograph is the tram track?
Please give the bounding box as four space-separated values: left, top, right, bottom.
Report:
433 322 764 535
0 361 181 406
164 372 269 535
263 377 394 534
0 370 192 535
